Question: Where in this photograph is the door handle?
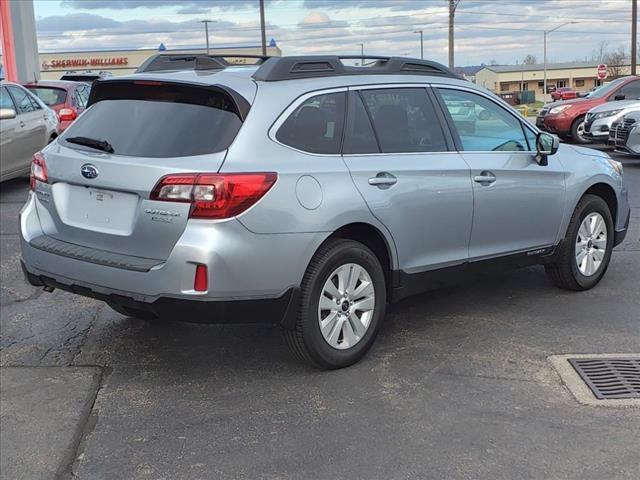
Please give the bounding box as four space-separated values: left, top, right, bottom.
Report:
368 172 397 188
473 171 496 185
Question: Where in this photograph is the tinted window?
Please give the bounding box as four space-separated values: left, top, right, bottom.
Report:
276 92 345 154
360 88 447 153
439 89 528 152
7 86 41 113
344 92 379 154
618 80 640 100
0 87 15 110
62 85 243 158
28 87 67 106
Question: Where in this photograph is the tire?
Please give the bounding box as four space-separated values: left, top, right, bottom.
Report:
283 239 386 369
107 301 158 320
570 115 591 144
545 194 614 290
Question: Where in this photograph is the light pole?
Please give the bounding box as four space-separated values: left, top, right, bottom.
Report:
200 19 215 55
357 43 364 59
543 22 577 103
414 30 424 59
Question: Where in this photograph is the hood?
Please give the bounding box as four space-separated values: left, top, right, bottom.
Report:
588 99 640 114
567 144 610 158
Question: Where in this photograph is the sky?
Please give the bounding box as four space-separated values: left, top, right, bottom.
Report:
25 0 637 66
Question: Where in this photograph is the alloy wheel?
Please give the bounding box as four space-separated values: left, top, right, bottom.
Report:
317 263 375 350
575 212 607 277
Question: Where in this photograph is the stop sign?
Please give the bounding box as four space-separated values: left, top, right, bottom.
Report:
597 64 607 80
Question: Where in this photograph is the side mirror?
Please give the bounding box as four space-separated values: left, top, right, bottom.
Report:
0 108 16 120
614 94 625 101
535 132 559 166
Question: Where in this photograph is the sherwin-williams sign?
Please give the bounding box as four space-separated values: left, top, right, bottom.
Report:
42 57 128 69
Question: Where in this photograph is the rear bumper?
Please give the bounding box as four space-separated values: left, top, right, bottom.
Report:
20 192 324 315
22 262 300 324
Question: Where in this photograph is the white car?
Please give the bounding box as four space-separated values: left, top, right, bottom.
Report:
584 99 640 143
609 111 640 156
0 81 59 182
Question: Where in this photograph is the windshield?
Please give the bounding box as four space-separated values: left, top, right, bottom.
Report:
586 78 628 99
27 87 67 106
61 82 244 158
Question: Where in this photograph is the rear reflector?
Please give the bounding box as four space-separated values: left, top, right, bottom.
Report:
194 264 208 292
30 152 48 191
150 172 277 219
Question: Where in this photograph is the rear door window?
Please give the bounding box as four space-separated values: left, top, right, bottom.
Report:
360 88 448 153
28 87 67 107
7 86 41 113
276 92 346 154
62 81 245 158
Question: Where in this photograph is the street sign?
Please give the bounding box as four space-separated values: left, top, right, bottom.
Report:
597 64 607 79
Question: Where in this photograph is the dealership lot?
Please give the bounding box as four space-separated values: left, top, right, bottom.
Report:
1 149 638 479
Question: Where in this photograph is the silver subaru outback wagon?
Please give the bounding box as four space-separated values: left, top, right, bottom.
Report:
20 55 630 369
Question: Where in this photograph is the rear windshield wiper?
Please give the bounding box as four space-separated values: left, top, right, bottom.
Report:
65 136 114 154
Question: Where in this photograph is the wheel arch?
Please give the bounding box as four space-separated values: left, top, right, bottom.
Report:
319 222 397 297
582 182 618 224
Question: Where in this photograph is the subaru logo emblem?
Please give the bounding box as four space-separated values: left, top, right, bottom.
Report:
80 164 98 179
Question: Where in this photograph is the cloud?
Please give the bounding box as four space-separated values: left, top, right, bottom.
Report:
298 11 349 29
61 0 264 10
36 13 121 32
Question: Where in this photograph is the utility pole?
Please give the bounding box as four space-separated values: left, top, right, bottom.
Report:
414 30 424 59
200 20 214 55
448 0 460 69
259 0 267 57
632 0 637 75
358 42 364 61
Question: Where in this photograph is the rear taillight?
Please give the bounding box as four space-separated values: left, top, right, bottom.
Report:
30 152 48 191
58 107 77 122
150 173 277 219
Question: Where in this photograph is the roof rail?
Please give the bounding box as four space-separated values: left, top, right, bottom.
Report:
252 56 461 81
135 53 270 73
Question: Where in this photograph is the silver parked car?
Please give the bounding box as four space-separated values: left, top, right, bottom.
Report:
1 81 59 182
20 55 630 368
609 110 640 156
585 99 640 143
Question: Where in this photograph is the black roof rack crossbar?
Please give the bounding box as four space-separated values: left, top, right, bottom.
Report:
135 53 271 73
252 56 462 81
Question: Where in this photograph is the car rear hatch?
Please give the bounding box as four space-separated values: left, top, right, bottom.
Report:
33 78 250 262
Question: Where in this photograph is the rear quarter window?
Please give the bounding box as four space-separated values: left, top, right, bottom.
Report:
276 92 346 154
62 81 244 158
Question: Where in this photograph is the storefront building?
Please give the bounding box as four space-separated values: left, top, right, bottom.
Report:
1 44 282 81
475 61 632 102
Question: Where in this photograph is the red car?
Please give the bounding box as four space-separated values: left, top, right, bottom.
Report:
537 75 640 143
25 80 90 132
550 86 577 101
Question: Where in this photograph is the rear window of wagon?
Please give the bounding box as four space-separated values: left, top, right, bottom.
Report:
61 81 247 158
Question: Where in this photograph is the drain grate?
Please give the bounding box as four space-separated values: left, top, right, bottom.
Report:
568 357 640 400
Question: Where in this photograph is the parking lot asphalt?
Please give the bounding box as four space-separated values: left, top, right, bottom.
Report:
1 148 638 480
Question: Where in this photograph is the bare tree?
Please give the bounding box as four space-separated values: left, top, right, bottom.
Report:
522 54 537 65
591 40 610 62
603 46 628 78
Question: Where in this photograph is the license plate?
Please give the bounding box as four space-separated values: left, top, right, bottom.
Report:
53 183 139 235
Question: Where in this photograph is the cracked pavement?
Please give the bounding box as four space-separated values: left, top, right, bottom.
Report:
1 149 639 480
